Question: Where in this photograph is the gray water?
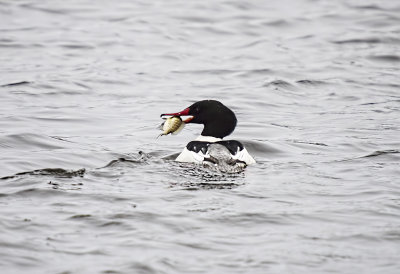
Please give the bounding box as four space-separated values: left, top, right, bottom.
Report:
1 0 400 273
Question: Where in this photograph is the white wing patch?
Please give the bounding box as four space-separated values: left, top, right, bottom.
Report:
232 147 256 165
175 147 206 163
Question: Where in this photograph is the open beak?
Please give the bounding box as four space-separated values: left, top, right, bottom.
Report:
161 107 194 123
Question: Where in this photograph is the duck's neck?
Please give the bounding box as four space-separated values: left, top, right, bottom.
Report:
196 135 222 142
201 117 236 139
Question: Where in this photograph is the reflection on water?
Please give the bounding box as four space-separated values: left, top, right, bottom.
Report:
1 0 400 273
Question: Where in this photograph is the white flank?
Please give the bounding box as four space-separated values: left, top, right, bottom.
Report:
175 147 206 163
232 147 256 165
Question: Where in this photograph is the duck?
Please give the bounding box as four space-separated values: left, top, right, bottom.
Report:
161 100 256 170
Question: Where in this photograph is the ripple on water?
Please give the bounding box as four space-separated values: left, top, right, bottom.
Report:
362 149 400 159
1 168 86 180
333 37 400 45
240 140 283 158
263 79 296 89
0 81 32 87
367 55 400 62
296 79 329 86
0 134 67 150
168 162 246 189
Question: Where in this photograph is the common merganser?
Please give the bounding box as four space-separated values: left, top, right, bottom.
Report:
161 100 256 170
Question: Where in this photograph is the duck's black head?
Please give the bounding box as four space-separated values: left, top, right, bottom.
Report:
161 100 237 139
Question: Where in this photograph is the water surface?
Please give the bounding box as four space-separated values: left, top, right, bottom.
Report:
1 0 400 273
